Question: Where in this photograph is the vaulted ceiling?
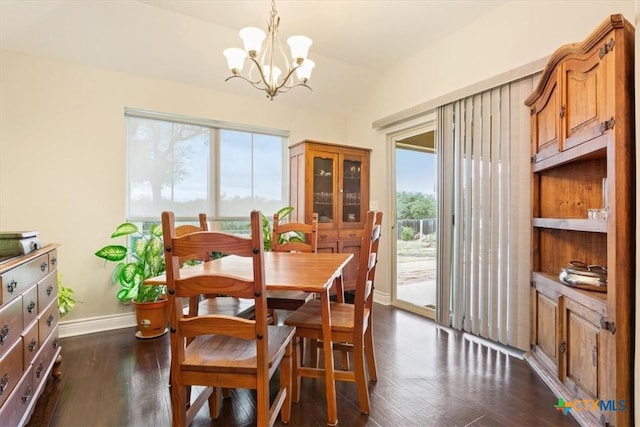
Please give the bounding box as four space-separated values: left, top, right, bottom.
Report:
0 0 507 115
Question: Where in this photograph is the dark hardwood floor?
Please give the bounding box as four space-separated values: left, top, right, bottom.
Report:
28 304 577 426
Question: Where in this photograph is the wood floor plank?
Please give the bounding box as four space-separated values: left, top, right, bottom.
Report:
27 304 577 426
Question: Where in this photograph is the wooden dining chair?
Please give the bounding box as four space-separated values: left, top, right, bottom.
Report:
284 210 382 415
176 213 254 320
266 212 319 323
162 210 296 427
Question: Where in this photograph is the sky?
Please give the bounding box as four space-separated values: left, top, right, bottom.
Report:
395 148 436 195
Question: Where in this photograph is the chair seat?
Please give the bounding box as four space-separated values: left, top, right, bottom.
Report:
183 325 296 374
267 290 314 311
185 297 255 318
284 299 370 333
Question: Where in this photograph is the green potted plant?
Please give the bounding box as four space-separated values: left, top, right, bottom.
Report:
95 222 168 339
57 273 78 317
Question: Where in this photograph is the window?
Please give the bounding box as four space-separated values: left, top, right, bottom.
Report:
125 109 288 230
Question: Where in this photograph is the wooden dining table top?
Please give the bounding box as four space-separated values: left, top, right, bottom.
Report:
145 251 353 292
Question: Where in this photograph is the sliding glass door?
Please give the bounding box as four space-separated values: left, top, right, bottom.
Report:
392 131 437 319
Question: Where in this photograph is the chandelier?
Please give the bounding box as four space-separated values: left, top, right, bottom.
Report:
223 0 315 100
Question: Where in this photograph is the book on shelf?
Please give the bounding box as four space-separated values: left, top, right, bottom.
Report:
0 231 40 257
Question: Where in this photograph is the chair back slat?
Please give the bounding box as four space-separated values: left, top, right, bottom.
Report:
172 232 256 258
272 212 318 253
180 316 256 340
174 276 255 299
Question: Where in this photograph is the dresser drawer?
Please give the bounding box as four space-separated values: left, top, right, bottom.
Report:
22 285 38 327
48 249 58 272
0 338 23 408
0 363 33 427
1 254 49 305
37 271 57 312
317 229 338 243
22 321 39 368
33 325 59 391
0 296 23 358
38 301 58 345
338 229 364 241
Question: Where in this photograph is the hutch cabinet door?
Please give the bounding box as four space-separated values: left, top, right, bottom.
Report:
531 284 561 375
339 153 368 229
308 150 338 227
561 41 611 151
531 69 562 163
561 298 602 401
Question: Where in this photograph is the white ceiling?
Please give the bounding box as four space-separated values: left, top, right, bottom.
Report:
0 0 507 115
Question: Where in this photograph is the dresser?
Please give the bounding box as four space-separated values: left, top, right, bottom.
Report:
288 140 371 291
0 244 61 426
524 15 634 427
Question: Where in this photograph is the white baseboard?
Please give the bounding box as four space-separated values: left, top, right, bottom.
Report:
373 290 391 305
58 312 137 338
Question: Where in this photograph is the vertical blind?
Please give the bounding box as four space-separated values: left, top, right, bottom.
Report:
436 76 536 351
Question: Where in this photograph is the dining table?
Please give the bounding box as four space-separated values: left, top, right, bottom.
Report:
145 250 353 426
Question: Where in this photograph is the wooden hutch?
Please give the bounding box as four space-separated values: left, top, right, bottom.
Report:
288 140 371 291
525 15 634 427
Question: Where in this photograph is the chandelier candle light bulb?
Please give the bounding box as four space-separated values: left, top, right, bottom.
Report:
223 0 315 99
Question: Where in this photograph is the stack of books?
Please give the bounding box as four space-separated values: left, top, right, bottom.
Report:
0 231 41 257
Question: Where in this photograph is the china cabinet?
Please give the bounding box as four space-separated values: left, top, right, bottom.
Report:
289 140 370 290
0 244 61 426
524 15 634 427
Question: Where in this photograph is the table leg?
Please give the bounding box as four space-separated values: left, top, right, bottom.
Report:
320 289 338 425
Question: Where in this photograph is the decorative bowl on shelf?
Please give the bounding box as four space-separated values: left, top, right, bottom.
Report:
559 260 607 292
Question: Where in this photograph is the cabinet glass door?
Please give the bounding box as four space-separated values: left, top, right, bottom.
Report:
342 158 362 223
312 154 336 225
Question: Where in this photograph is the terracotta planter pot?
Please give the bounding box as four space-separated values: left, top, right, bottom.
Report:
133 298 168 339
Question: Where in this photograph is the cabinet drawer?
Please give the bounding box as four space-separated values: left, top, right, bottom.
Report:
37 271 57 312
0 363 33 427
48 249 58 272
38 301 58 345
22 320 39 368
339 229 364 241
0 296 23 357
316 230 338 243
0 254 49 305
0 338 23 408
22 285 38 327
33 325 59 391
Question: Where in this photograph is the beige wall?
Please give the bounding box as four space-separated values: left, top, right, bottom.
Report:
0 50 348 324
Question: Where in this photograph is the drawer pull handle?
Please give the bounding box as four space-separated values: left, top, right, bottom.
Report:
36 363 44 379
27 300 36 313
0 325 8 344
47 285 54 296
51 257 57 266
41 261 48 272
53 338 59 349
0 374 8 394
47 314 54 327
349 233 356 238
29 338 37 352
7 279 17 293
21 386 32 403
320 234 328 240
